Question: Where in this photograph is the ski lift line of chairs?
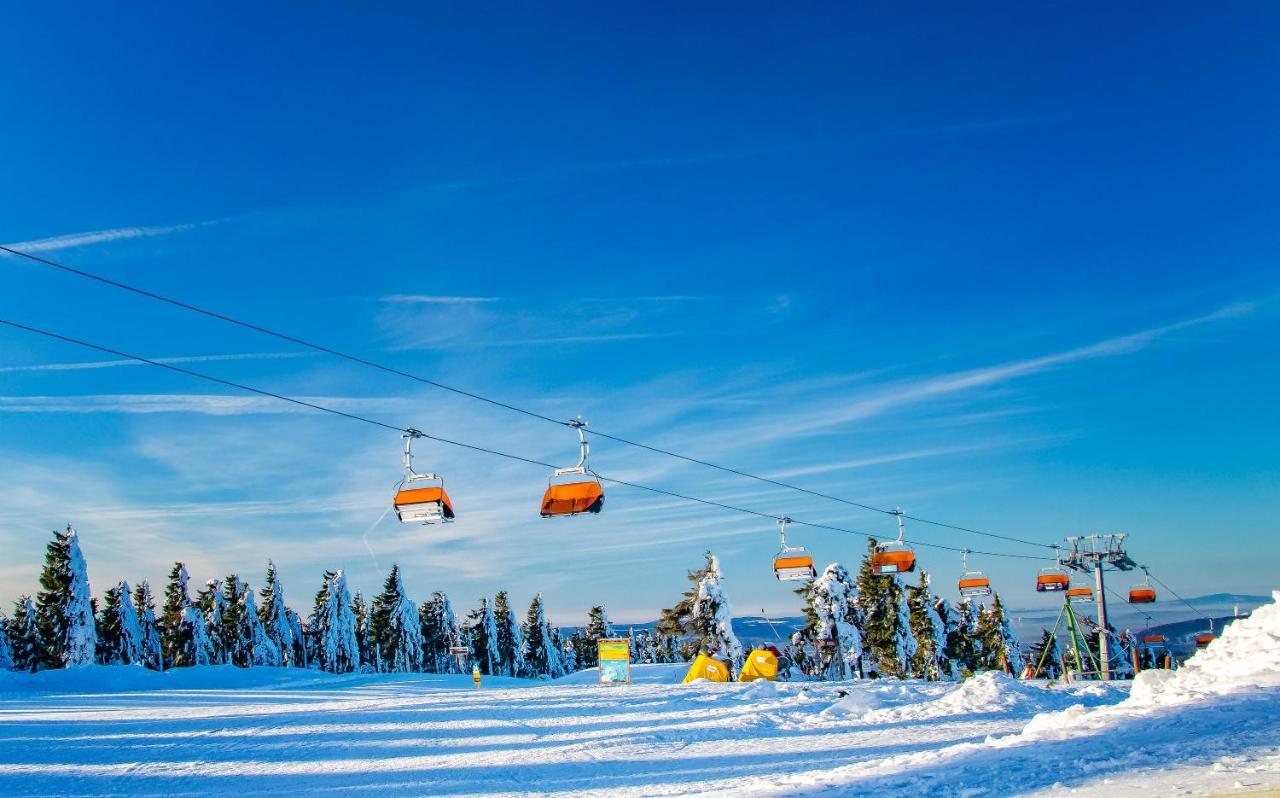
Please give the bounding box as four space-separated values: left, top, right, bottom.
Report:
957 549 992 598
872 509 917 575
393 429 456 524
772 517 817 582
540 418 604 518
1129 567 1157 604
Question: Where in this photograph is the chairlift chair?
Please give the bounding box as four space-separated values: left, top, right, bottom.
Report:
393 430 456 524
872 510 917 574
957 549 992 598
772 517 817 581
1128 567 1157 603
1066 582 1095 603
540 418 604 517
1036 550 1071 592
1142 634 1166 646
1195 619 1216 648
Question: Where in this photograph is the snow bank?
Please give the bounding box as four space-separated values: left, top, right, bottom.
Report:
1127 590 1280 707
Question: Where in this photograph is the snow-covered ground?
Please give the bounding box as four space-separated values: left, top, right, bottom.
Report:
3 594 1278 797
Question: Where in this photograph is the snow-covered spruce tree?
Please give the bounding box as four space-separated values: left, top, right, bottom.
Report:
217 575 251 667
492 591 525 678
310 570 361 674
854 538 915 679
560 628 578 673
133 580 164 670
35 526 97 669
240 582 281 667
0 614 12 671
658 552 742 670
573 605 614 669
944 599 979 675
352 591 376 672
467 597 500 675
1027 628 1062 678
285 607 308 668
370 565 423 673
974 593 1021 674
799 563 862 680
198 578 228 665
520 593 563 678
928 597 959 680
906 571 951 680
9 597 40 672
96 580 145 665
160 563 212 667
420 591 462 673
258 562 295 667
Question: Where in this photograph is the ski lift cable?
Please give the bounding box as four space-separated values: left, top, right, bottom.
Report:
0 316 1052 562
0 244 1055 551
1141 568 1211 622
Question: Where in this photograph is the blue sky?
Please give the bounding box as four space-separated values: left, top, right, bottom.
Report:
1 4 1277 625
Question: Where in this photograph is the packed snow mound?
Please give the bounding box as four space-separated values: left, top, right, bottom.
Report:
935 671 1039 712
821 689 882 718
1128 590 1280 707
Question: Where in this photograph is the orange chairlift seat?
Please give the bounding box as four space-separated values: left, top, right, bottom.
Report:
773 517 817 581
957 549 992 598
1036 550 1071 592
1066 582 1095 603
872 510 917 575
1142 634 1166 646
393 430 456 524
1128 567 1157 604
1195 620 1216 648
540 418 604 518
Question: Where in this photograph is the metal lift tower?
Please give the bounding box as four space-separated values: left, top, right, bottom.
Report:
1062 534 1135 680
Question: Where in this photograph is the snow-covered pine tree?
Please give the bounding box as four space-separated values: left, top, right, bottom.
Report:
1027 628 1062 678
8 597 40 672
467 597 501 676
352 591 376 672
560 628 578 672
800 563 862 680
492 591 525 678
906 571 950 680
370 565 423 673
0 614 12 671
519 593 563 678
945 599 979 675
258 562 295 667
974 593 1021 674
160 563 212 667
35 526 97 668
240 582 281 667
854 538 916 679
572 605 614 669
218 575 252 667
929 597 958 680
419 592 462 673
310 570 361 674
133 580 163 670
285 607 308 668
658 552 743 670
96 580 145 665
198 578 228 664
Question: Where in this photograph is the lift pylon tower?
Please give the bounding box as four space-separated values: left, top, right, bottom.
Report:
1062 534 1135 681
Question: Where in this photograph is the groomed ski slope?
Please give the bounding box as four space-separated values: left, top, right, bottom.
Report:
1 594 1278 797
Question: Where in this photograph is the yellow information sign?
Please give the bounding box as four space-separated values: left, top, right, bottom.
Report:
597 638 631 685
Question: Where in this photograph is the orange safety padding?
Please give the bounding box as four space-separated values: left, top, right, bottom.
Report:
773 555 814 569
958 577 990 590
394 486 456 518
1128 589 1156 603
540 480 604 517
1037 574 1069 588
873 549 916 574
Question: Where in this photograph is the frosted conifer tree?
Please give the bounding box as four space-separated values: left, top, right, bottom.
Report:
133 581 164 670
9 597 40 672
801 563 862 680
198 578 228 664
559 628 578 673
854 538 914 678
370 565 423 673
520 594 563 678
240 584 281 667
492 591 524 677
0 614 12 671
420 592 462 673
310 570 360 673
96 580 145 665
36 526 97 668
285 607 308 668
974 593 1021 674
218 576 252 667
945 599 979 674
689 556 743 673
352 591 376 671
258 562 294 667
892 578 919 677
467 597 500 676
182 605 213 666
160 563 211 667
573 605 615 668
906 571 949 680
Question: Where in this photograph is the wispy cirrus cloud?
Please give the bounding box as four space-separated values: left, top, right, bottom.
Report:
0 394 412 416
381 295 501 304
2 221 213 254
0 351 309 374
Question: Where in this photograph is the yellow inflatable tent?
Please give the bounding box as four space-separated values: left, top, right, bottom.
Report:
737 648 779 682
682 653 731 683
